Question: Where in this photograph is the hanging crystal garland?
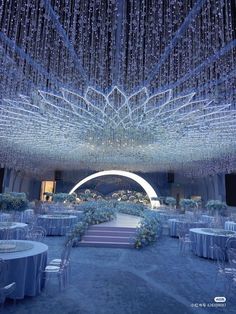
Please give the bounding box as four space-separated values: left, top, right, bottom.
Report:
0 0 235 176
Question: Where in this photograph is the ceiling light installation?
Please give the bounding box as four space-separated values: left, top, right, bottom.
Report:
0 86 235 175
0 0 235 176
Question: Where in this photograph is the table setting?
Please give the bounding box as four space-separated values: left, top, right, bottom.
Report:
189 227 236 259
37 214 77 235
168 219 207 237
0 222 28 240
0 240 48 299
224 221 236 231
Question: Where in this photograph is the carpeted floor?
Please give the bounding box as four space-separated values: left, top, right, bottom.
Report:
2 235 236 314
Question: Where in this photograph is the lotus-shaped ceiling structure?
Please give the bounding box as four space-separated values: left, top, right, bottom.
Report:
0 86 236 175
0 0 235 176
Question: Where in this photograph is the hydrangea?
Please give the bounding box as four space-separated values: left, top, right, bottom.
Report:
179 198 197 210
0 192 28 211
135 210 161 248
53 193 77 203
206 200 227 216
165 197 176 206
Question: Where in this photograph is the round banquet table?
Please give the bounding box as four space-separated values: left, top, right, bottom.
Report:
51 210 84 221
225 221 236 231
189 228 236 259
0 213 11 222
200 215 214 224
168 219 207 237
0 222 28 240
0 240 48 299
37 214 77 235
157 213 185 224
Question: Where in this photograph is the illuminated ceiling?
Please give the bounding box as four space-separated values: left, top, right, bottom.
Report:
0 0 235 176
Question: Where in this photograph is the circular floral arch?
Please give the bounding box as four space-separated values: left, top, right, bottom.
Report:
69 170 160 208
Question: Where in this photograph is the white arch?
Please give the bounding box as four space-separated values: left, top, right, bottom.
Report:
69 170 160 208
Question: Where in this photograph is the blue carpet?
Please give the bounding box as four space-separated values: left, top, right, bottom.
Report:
2 235 236 314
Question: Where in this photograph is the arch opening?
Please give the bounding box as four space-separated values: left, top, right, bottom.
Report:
69 170 160 208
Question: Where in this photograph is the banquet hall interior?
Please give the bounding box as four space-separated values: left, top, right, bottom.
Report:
0 0 236 313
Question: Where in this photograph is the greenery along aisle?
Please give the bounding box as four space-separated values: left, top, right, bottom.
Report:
134 210 161 249
114 201 161 248
114 201 146 216
68 200 117 245
69 200 161 249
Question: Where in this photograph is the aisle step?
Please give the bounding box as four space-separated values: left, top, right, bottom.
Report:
79 225 137 248
84 230 136 237
89 226 137 232
83 235 135 243
79 240 134 248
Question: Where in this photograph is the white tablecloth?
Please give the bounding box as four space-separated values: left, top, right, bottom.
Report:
189 228 236 259
157 213 185 224
51 210 84 221
37 215 77 235
168 219 207 237
0 222 28 240
0 240 48 299
225 221 236 231
0 213 12 222
200 215 214 224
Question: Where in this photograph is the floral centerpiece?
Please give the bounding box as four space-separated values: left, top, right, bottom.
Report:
52 192 77 203
179 199 197 212
165 196 176 209
0 192 28 212
205 200 228 216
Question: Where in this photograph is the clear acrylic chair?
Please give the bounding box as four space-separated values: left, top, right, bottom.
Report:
28 215 39 230
213 245 236 294
227 249 236 271
26 226 47 242
48 239 74 283
177 225 193 255
12 227 28 240
41 241 73 293
225 249 236 297
0 282 16 308
226 236 236 251
0 259 16 307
